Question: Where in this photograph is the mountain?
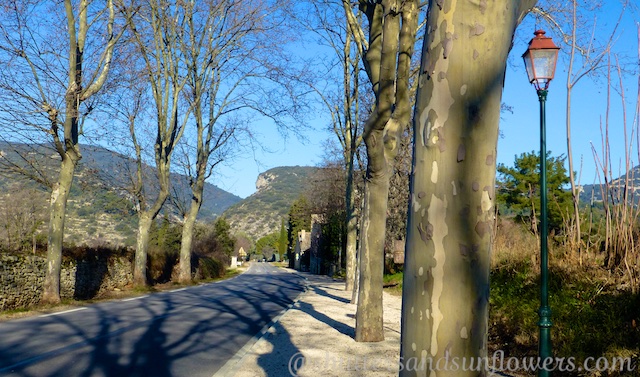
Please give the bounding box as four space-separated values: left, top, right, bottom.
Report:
222 166 320 240
0 143 242 247
579 165 640 204
79 145 241 221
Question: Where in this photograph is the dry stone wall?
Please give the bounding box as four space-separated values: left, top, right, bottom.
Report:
0 254 133 311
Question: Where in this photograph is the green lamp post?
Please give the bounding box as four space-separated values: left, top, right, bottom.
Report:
522 29 560 377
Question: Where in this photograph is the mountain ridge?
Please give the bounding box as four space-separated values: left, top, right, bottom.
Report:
222 166 320 240
0 142 242 247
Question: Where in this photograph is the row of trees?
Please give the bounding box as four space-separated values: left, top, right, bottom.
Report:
0 0 306 303
0 1 635 375
298 1 637 375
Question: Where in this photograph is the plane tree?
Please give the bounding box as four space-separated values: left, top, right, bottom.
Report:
123 0 192 286
292 0 367 294
0 0 124 303
400 1 537 374
341 0 420 342
174 0 303 284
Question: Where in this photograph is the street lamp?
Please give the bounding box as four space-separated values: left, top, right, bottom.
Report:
522 29 560 377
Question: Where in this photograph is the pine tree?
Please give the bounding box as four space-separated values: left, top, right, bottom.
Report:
497 151 572 233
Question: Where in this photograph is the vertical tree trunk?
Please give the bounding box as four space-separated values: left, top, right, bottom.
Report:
179 181 204 284
355 126 392 341
134 176 170 288
38 0 118 304
134 213 153 287
400 1 535 375
351 193 364 304
41 154 78 304
345 151 358 292
354 0 418 342
342 21 360 293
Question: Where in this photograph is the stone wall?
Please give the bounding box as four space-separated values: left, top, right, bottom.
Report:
0 254 133 311
294 230 310 271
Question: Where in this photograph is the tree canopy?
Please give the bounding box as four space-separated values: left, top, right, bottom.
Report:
497 151 573 233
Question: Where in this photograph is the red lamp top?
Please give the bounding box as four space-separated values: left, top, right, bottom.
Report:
522 30 560 91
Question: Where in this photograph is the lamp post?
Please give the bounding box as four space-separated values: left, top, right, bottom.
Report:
522 29 560 377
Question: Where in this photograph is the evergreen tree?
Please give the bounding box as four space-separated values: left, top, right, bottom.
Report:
497 151 573 233
212 218 235 257
277 219 287 260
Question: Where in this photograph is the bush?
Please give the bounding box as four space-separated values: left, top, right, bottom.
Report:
148 248 178 284
196 257 225 280
193 218 235 265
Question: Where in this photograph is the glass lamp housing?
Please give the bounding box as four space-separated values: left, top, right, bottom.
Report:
522 30 560 91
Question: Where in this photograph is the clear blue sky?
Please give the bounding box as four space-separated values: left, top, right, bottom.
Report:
501 4 638 189
213 128 329 198
212 4 638 199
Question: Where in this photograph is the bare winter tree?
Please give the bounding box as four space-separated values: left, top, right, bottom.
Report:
0 186 47 253
0 0 123 303
341 0 419 342
124 0 191 286
400 1 536 374
531 0 628 263
292 0 366 293
175 0 302 284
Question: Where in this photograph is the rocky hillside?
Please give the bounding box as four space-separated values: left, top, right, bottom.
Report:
0 143 241 248
579 165 640 205
222 166 320 240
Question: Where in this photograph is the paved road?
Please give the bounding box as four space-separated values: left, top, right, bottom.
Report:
0 263 304 377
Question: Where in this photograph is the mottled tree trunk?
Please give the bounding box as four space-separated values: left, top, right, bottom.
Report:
355 0 418 342
42 154 78 304
179 179 204 284
355 125 393 341
399 1 536 375
134 213 152 287
39 0 119 304
134 171 169 287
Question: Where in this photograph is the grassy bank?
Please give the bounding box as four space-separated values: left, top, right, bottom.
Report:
383 221 640 376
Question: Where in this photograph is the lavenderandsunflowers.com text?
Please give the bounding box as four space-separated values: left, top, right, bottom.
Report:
287 350 636 376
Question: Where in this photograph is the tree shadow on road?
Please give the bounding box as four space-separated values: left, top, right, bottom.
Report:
0 266 305 377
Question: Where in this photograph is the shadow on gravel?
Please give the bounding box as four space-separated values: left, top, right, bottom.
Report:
310 285 351 304
255 273 356 377
295 301 354 338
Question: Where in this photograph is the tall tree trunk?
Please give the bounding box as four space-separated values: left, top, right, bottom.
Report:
179 180 204 284
355 0 418 343
134 180 169 287
400 1 535 375
342 20 360 293
355 125 394 341
134 213 153 287
41 153 78 304
38 0 119 304
345 150 358 292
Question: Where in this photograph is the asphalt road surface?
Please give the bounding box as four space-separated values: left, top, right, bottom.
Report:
0 263 304 377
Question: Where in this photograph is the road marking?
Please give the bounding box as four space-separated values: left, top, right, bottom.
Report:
39 307 87 318
171 288 187 292
122 295 148 302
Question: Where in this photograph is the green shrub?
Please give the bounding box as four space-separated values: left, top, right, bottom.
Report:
197 257 225 280
147 249 178 284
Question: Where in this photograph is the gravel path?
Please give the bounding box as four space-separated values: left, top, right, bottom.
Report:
226 272 402 377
